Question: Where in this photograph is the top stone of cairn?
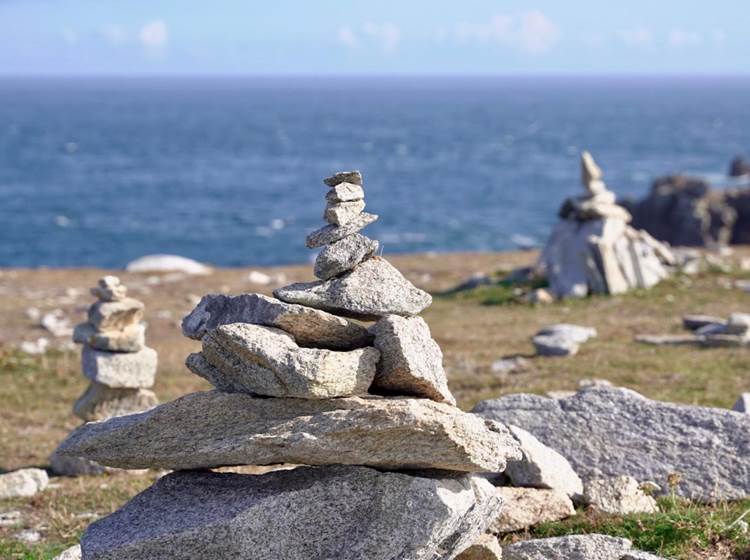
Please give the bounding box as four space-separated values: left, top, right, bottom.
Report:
323 170 362 187
90 276 128 302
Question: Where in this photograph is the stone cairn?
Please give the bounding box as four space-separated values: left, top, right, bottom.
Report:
56 171 521 559
50 276 158 476
537 151 676 299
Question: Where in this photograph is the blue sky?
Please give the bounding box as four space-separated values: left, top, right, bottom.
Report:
1 0 748 75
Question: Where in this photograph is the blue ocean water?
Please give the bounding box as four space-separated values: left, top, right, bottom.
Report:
1 76 749 268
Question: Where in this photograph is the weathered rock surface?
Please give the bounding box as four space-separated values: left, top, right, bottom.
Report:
189 323 379 399
733 393 750 413
49 451 108 477
91 276 127 302
125 254 212 275
503 534 633 560
87 298 144 332
305 212 379 248
0 468 48 499
181 293 372 350
73 322 145 353
82 346 157 389
726 312 750 334
537 324 597 344
324 170 362 187
492 487 575 533
455 534 503 560
635 334 700 346
682 314 724 331
275 257 432 319
473 387 750 502
325 182 364 203
53 544 82 560
56 391 521 472
532 333 579 356
324 200 366 225
74 382 159 421
505 425 583 499
584 475 659 514
313 233 379 280
370 315 455 404
80 466 501 560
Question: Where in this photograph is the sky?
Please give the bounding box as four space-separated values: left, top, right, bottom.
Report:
0 0 748 75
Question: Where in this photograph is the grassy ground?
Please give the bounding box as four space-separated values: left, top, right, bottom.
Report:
1 249 750 558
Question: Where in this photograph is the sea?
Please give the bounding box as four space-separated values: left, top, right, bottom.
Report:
1 75 749 268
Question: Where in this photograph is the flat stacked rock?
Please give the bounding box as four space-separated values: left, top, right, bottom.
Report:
50 276 158 476
538 151 676 299
638 311 750 348
57 172 522 559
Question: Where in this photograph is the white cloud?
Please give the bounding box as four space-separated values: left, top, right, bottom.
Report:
140 20 168 50
62 27 78 45
99 24 128 46
363 22 400 53
337 26 357 48
452 12 559 54
668 29 702 48
618 27 653 47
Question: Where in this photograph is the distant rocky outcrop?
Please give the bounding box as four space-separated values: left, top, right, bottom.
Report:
625 165 750 247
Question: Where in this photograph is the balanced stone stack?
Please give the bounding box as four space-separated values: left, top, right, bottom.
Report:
538 151 676 299
50 276 158 476
56 171 522 559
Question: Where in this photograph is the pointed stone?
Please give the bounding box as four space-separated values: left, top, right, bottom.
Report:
87 298 144 331
581 150 603 183
189 323 379 399
370 315 455 405
73 322 145 352
74 382 158 421
181 293 372 350
325 182 364 203
275 257 432 320
55 391 522 472
305 212 378 248
82 345 157 389
324 170 362 187
313 233 379 280
80 466 501 560
324 200 366 225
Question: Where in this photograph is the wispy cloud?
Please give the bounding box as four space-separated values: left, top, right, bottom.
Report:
452 11 560 54
337 26 357 48
336 22 400 53
99 24 128 46
667 29 702 48
140 20 168 50
618 27 653 47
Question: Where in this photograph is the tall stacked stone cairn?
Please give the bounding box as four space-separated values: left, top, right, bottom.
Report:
538 151 676 299
50 276 158 476
56 171 522 560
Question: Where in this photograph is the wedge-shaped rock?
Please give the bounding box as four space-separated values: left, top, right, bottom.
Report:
190 323 379 399
73 322 145 352
324 200 366 225
305 212 378 248
326 182 364 203
324 170 362 187
74 381 158 422
505 425 583 499
503 534 633 560
275 257 432 319
492 487 575 533
313 233 379 280
81 466 501 560
181 293 371 350
370 315 455 404
87 298 144 331
82 345 157 389
474 387 750 502
56 391 521 472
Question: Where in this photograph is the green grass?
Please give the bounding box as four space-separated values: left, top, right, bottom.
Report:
0 541 75 560
506 497 750 559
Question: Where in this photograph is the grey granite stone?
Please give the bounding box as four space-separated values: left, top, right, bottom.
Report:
370 315 455 404
313 233 379 280
0 468 48 499
81 345 157 389
74 382 158 422
503 534 633 560
491 487 575 533
87 298 144 331
52 545 81 560
81 466 501 560
455 534 503 560
56 391 521 472
189 323 379 399
325 182 364 203
73 322 145 353
732 393 750 413
90 276 127 302
473 387 750 502
275 257 432 320
305 212 378 248
181 293 371 350
324 200 366 225
584 475 658 515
